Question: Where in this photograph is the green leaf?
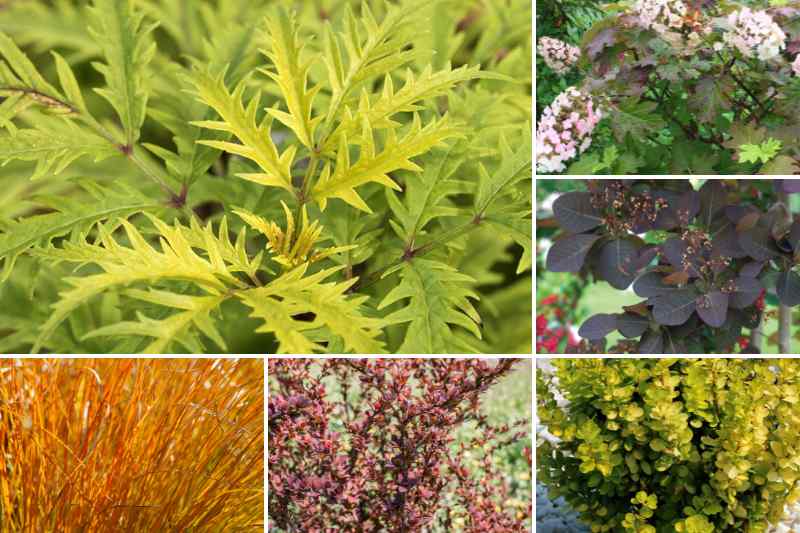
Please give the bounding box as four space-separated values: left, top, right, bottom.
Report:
84 289 228 353
33 216 244 353
238 264 386 354
313 113 462 212
378 258 481 354
191 70 296 193
0 118 117 180
474 126 532 215
608 98 667 143
88 0 157 146
262 8 322 150
738 138 782 165
0 182 158 283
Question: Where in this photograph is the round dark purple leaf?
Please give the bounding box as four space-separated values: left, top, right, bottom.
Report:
712 224 747 259
552 192 603 234
578 313 618 341
739 224 780 261
633 272 680 298
776 270 800 307
652 289 697 326
725 204 760 224
595 239 640 289
617 312 649 338
729 276 763 309
789 221 800 251
546 234 602 273
695 291 729 328
638 331 664 354
739 261 765 278
661 238 700 277
699 180 727 228
662 331 686 354
776 179 800 193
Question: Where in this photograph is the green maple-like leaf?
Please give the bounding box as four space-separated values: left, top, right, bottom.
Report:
738 138 782 165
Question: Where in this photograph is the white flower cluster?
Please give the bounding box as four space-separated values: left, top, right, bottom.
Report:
632 0 688 33
793 55 800 76
536 87 602 173
723 7 786 61
538 37 580 75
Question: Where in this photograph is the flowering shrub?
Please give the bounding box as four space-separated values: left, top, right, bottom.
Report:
536 0 800 174
268 358 531 532
538 37 581 74
543 179 800 354
538 358 800 532
535 87 603 173
724 8 786 61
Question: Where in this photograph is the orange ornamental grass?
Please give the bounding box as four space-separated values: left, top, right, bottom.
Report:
0 358 264 531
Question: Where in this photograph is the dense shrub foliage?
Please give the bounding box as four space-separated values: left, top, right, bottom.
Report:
0 358 264 530
268 358 531 532
543 179 800 354
0 0 531 354
535 0 800 174
538 358 800 532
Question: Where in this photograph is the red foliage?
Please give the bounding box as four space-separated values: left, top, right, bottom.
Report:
268 359 530 532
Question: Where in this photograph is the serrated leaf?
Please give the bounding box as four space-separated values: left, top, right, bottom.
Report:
262 9 321 150
323 63 497 154
552 191 603 234
240 264 385 354
379 258 481 354
191 70 296 193
313 114 461 212
738 138 782 165
88 0 156 146
474 126 532 216
546 234 601 273
84 289 227 353
608 98 666 143
0 119 117 180
32 216 243 353
0 182 158 283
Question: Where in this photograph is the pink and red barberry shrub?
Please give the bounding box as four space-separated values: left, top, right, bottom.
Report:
268 359 531 532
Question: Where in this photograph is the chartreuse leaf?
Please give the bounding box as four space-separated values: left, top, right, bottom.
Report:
84 289 228 353
322 63 497 154
320 0 429 129
378 258 481 354
238 265 385 354
0 181 158 283
313 113 463 212
32 216 240 353
191 70 296 193
88 0 157 146
261 8 321 150
0 117 117 180
474 126 532 216
234 202 354 269
738 138 782 165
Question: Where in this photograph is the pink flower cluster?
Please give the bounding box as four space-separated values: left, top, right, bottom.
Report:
536 87 602 173
632 0 688 33
538 37 580 75
723 7 786 61
793 55 800 76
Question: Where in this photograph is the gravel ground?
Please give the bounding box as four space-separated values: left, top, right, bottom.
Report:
537 359 800 532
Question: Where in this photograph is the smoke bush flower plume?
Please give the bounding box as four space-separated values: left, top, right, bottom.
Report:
536 87 602 173
633 0 688 33
538 37 580 74
723 7 786 61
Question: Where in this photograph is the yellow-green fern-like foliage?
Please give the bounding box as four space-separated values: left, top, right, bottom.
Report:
0 0 531 354
538 359 800 533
